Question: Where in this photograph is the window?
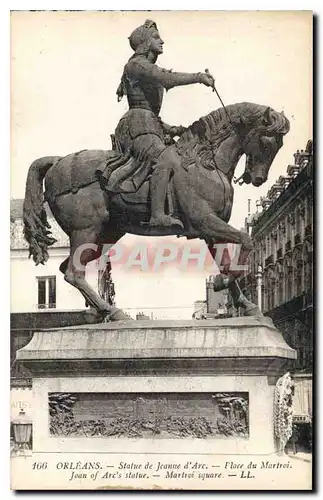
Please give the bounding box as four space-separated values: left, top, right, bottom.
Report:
306 198 313 227
277 272 284 304
276 228 280 251
286 267 293 301
305 258 312 293
269 282 275 310
268 236 272 257
37 276 56 309
295 209 301 235
295 260 303 297
287 214 292 241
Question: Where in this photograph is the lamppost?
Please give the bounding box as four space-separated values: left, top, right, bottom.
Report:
255 264 263 312
11 408 32 456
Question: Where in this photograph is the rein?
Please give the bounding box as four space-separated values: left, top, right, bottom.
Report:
205 69 246 185
209 143 227 215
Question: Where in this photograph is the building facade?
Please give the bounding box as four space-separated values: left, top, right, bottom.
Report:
10 199 116 387
240 140 313 369
238 140 313 442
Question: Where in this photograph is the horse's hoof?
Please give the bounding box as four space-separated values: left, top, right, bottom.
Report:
147 215 184 230
84 308 107 324
244 304 263 317
108 307 130 321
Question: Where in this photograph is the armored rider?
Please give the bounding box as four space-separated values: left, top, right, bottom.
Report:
115 19 214 228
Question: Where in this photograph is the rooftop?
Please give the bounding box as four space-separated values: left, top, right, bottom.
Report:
250 140 313 235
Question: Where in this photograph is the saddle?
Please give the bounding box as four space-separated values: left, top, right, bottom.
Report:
117 176 176 214
95 134 185 219
96 148 151 196
95 147 177 213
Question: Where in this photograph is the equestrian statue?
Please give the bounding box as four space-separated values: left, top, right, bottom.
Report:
23 19 290 322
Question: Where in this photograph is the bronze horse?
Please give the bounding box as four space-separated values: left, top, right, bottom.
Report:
23 102 290 322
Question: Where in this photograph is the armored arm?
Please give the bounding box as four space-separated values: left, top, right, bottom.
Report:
150 67 202 90
161 122 187 137
130 59 204 90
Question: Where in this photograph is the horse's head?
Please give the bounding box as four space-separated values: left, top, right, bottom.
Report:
239 107 290 187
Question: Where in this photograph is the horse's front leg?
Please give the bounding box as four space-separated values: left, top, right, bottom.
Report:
200 213 262 317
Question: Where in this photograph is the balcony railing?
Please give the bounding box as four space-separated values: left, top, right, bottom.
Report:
37 303 56 310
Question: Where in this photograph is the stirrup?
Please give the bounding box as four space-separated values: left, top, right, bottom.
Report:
141 215 184 230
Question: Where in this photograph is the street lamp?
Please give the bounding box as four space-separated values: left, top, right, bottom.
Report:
255 264 263 312
11 408 32 455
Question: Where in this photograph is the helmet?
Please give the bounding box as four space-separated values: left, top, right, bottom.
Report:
128 19 159 55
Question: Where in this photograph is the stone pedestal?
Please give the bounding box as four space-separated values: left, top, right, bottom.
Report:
17 316 296 455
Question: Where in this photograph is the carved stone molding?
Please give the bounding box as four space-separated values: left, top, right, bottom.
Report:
273 372 295 454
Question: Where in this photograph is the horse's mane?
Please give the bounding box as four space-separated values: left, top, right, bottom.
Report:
176 102 288 170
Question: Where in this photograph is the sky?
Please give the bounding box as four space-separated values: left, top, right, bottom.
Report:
10 11 312 319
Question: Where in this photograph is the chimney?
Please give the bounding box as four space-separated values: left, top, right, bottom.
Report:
287 164 300 178
272 182 284 199
261 198 271 210
256 200 262 213
293 149 301 164
278 175 290 189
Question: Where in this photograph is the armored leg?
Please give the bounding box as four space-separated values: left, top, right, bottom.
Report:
149 149 184 229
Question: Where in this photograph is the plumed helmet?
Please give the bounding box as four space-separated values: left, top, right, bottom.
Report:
128 19 159 55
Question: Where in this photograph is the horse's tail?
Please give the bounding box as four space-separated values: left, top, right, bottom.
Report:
23 156 62 265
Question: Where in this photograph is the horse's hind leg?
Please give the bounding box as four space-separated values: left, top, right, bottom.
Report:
64 228 128 322
60 257 92 307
